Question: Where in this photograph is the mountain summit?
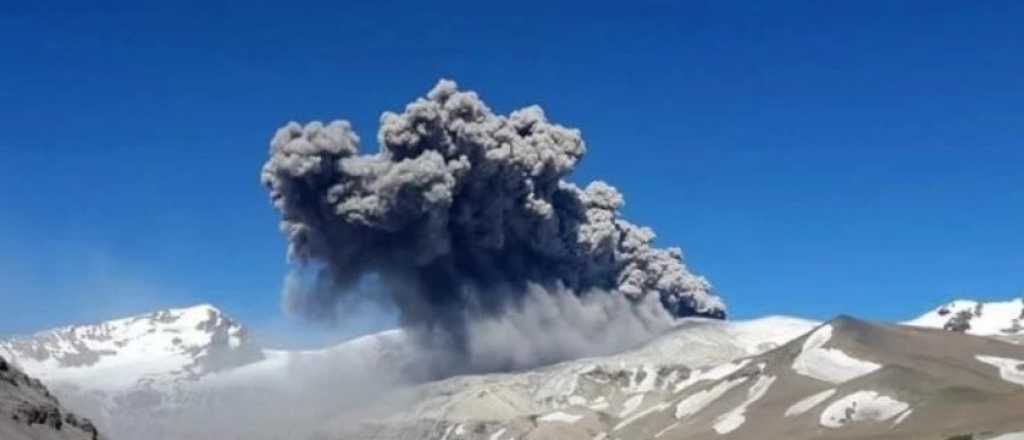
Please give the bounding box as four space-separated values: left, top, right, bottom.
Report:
0 304 262 391
905 298 1024 340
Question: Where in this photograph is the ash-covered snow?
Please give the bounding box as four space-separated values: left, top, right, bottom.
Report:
792 324 881 384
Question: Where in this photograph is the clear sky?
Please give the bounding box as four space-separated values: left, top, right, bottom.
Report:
1 2 1021 343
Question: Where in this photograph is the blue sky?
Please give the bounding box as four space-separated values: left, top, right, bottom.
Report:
1 2 1021 343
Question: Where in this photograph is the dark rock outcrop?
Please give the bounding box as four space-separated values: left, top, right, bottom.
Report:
0 355 101 440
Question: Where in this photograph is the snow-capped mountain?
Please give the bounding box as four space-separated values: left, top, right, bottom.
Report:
905 298 1024 337
2 300 1024 440
0 304 262 392
0 305 418 440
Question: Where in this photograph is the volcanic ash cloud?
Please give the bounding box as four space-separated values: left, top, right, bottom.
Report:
260 79 725 338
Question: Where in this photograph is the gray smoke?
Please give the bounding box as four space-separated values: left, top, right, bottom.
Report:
261 79 725 350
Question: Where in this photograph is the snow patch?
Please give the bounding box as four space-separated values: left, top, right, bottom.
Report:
819 391 909 428
654 422 680 438
568 395 587 406
674 359 750 393
440 424 456 440
614 402 671 431
976 355 1024 386
792 325 881 384
784 389 836 417
489 428 507 440
619 394 644 417
588 396 609 411
539 411 583 423
893 409 913 425
675 376 748 419
713 374 776 434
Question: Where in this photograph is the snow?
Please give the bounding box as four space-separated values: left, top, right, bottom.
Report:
792 325 881 384
440 425 456 440
904 298 1024 335
654 422 679 438
674 359 750 393
0 304 245 391
633 364 658 393
539 411 583 423
784 389 836 417
613 402 671 431
713 374 777 434
819 391 910 428
588 396 609 411
489 428 507 440
675 376 748 419
618 394 644 417
893 409 913 425
661 369 681 391
610 316 817 373
727 316 822 355
975 355 1024 386
200 328 405 389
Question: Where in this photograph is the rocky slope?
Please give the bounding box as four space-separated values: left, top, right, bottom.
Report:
0 355 101 440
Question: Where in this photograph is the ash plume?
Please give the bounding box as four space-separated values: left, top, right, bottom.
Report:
260 79 725 347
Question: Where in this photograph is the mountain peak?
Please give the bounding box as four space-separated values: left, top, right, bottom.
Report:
0 304 262 391
904 297 1024 336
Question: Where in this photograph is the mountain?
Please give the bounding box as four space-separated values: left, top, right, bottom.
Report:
905 298 1024 343
319 315 1024 440
0 304 261 391
0 305 266 440
2 301 1024 440
0 307 814 440
0 355 102 440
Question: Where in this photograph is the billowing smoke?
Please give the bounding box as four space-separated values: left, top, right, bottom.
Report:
260 79 725 356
